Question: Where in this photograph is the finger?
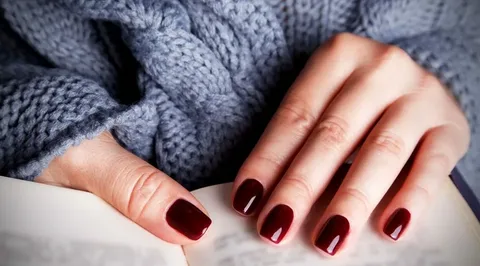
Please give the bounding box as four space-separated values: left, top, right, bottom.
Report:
312 93 443 256
38 133 211 245
291 45 424 178
255 46 424 245
232 34 374 216
380 124 469 241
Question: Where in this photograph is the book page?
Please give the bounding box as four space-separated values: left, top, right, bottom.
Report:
185 179 480 266
0 176 187 266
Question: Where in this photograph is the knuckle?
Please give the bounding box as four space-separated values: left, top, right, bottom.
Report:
417 72 442 92
367 131 405 159
426 152 453 173
444 111 471 155
328 33 356 51
277 97 317 136
254 152 287 172
126 169 167 221
377 45 409 66
281 174 315 202
311 115 349 153
449 116 471 154
339 187 371 214
322 33 359 58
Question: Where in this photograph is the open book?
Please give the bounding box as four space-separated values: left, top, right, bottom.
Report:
0 174 479 266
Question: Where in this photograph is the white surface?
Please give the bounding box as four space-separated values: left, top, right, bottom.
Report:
186 181 480 266
0 176 187 266
1 176 479 266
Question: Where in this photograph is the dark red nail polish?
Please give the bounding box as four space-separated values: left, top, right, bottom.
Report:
314 215 350 256
166 199 211 240
233 179 264 215
260 204 294 244
383 208 411 241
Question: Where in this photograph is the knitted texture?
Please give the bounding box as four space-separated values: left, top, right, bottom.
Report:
0 0 479 194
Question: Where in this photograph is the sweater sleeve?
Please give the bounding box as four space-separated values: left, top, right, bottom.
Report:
0 0 290 189
0 14 124 181
354 0 480 192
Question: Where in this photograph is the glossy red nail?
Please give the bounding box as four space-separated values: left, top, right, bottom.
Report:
260 204 294 244
314 215 350 256
383 208 411 241
166 199 211 240
233 179 264 215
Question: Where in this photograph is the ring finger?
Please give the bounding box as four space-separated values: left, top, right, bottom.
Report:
312 92 444 256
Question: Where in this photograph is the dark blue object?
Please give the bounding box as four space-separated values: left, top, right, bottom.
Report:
451 168 480 222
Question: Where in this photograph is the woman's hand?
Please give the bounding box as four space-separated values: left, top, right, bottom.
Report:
231 33 470 256
37 132 211 244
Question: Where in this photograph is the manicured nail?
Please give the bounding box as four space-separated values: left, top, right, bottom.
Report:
314 215 350 256
166 199 212 240
260 204 294 244
383 208 411 241
233 179 264 215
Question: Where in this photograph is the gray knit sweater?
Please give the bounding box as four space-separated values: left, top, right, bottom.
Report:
0 0 479 196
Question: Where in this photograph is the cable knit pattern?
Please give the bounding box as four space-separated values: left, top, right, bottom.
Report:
0 0 479 196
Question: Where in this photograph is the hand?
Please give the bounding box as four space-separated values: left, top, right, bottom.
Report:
37 132 211 244
231 33 470 256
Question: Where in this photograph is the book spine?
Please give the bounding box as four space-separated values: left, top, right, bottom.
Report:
451 167 480 222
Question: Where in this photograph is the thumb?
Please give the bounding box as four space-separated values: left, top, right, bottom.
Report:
37 132 211 244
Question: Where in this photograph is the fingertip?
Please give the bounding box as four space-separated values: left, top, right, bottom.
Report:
258 204 294 245
380 207 411 242
110 167 212 245
312 214 350 256
165 198 213 241
232 178 265 216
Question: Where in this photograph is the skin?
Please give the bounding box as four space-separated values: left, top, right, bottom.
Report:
37 132 208 245
37 34 470 255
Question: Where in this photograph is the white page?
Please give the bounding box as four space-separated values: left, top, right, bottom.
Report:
186 180 480 266
0 176 187 266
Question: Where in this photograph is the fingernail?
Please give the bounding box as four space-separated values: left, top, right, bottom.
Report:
314 215 350 256
260 204 294 244
166 199 212 240
383 208 411 241
233 179 264 215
